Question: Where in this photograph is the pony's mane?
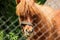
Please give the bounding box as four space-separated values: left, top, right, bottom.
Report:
16 0 52 26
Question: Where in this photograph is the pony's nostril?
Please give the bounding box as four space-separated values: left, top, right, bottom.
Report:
28 30 33 33
26 29 28 32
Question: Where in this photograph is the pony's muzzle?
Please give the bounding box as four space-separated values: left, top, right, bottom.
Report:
21 24 33 37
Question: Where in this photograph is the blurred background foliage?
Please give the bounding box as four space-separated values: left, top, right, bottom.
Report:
0 0 46 40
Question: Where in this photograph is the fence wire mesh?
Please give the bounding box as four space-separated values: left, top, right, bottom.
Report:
0 0 60 40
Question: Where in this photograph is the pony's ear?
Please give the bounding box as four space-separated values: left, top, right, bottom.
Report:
16 0 20 4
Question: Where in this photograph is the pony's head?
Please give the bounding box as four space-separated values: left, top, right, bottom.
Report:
16 0 53 39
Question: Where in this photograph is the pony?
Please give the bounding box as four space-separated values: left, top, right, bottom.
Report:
16 0 60 40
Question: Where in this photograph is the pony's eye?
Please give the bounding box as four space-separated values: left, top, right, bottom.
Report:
32 15 37 19
32 15 38 21
20 16 25 21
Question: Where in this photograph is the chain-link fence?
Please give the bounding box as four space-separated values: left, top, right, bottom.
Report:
0 0 60 40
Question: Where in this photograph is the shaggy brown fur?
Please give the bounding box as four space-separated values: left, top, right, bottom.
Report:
16 0 60 40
